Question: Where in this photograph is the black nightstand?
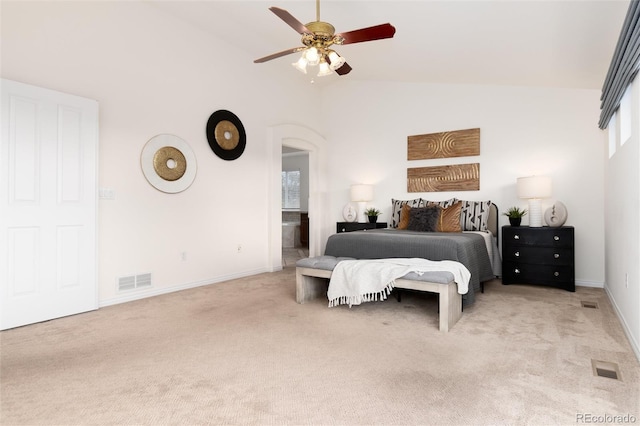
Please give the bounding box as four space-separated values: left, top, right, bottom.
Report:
502 226 575 292
336 222 387 233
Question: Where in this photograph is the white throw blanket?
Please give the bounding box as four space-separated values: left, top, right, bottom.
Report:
327 258 471 308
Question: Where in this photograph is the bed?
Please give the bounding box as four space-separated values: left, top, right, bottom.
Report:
323 199 501 306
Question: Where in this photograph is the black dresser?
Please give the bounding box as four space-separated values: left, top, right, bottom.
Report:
502 226 575 292
336 222 387 233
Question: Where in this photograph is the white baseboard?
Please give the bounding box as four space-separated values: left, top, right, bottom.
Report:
604 286 640 363
99 267 271 308
576 279 604 288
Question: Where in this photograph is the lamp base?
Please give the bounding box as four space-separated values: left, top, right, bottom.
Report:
528 199 543 227
357 201 367 223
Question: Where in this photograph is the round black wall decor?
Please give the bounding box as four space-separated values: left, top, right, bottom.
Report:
206 110 246 161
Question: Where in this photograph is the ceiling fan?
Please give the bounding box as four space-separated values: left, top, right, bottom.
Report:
254 0 396 77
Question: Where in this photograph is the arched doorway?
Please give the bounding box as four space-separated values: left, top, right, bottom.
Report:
267 124 327 272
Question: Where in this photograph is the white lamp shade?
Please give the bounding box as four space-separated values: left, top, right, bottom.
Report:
317 61 332 77
292 56 308 74
350 184 373 202
304 47 320 66
517 176 552 199
328 51 346 70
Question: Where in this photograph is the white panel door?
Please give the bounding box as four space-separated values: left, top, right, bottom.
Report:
1 79 98 330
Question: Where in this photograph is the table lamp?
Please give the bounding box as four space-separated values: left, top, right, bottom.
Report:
517 176 552 227
350 184 373 223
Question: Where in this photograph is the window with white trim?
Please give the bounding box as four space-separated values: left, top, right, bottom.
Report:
282 170 300 209
608 111 617 158
619 85 632 146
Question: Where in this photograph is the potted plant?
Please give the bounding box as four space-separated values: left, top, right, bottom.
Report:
364 207 382 223
503 206 527 226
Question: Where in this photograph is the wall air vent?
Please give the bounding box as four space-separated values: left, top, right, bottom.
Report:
118 273 152 292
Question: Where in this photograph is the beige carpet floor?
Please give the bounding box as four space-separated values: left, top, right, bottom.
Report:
1 266 638 426
283 248 309 268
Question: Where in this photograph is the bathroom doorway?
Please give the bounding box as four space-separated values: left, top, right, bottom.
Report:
282 146 309 267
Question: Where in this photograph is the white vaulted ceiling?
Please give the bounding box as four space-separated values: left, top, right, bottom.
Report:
148 0 629 90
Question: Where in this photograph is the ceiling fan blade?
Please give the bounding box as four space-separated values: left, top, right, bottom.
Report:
335 62 352 76
269 7 312 35
336 23 396 45
254 47 305 63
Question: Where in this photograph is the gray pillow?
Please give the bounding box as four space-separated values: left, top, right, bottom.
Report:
390 198 423 228
406 206 441 232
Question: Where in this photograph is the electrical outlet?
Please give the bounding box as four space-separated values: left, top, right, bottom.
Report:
237 245 242 253
181 252 187 261
625 273 629 288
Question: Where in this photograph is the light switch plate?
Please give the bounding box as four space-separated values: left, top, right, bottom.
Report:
99 188 115 200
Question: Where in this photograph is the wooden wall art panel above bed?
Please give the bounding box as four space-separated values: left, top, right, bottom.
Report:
408 128 480 160
407 163 480 192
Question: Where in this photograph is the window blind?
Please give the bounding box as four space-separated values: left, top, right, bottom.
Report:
599 0 640 129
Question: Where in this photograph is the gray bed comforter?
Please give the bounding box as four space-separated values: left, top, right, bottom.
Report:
324 229 494 305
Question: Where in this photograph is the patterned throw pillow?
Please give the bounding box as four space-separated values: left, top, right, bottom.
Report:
457 199 491 231
434 201 463 232
423 198 458 209
390 198 423 228
406 205 441 232
397 204 413 230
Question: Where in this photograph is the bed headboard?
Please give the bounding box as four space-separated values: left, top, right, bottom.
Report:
390 198 499 237
488 202 499 238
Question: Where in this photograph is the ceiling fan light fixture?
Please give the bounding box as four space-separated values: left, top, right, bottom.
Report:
254 2 396 78
305 47 320 66
327 50 346 70
317 60 333 77
292 55 308 74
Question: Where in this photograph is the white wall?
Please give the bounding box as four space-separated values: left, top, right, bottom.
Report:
605 76 640 359
1 1 322 304
321 80 607 287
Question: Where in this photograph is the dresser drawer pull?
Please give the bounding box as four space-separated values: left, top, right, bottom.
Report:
515 251 520 257
514 268 520 274
554 272 560 277
514 235 520 240
554 235 560 241
554 253 560 259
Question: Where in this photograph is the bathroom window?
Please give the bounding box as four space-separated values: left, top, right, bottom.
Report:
282 170 300 209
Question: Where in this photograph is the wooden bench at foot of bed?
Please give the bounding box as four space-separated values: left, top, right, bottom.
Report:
295 258 462 332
